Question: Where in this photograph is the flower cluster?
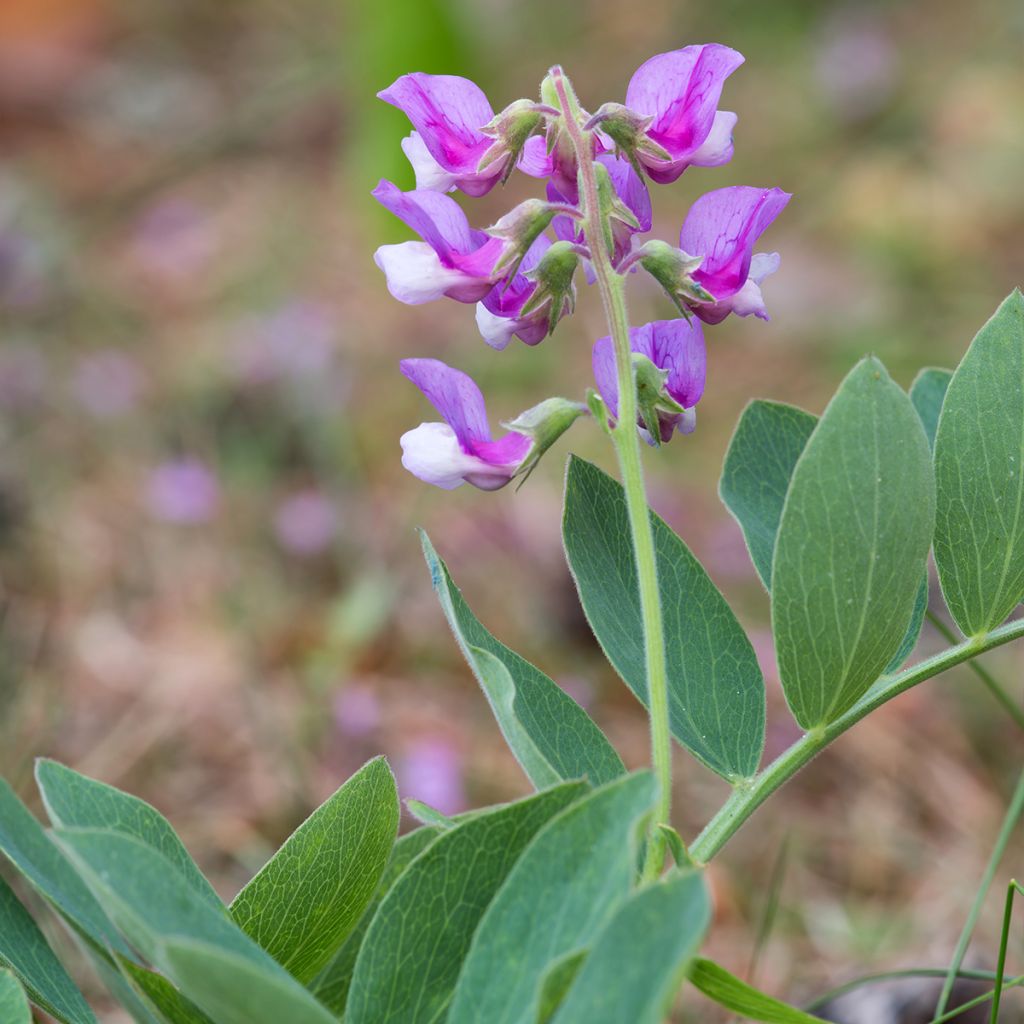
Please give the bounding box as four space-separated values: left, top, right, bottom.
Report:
374 47 789 490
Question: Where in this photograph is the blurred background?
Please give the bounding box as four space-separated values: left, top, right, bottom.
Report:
0 0 1022 1018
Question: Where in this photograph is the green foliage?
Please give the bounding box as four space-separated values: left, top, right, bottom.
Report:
447 771 656 1024
772 358 936 728
0 780 132 958
0 874 96 1024
36 760 221 912
0 969 32 1024
910 367 953 451
934 290 1024 637
229 756 399 983
54 827 336 1024
551 870 709 1023
309 826 441 1015
347 782 586 1023
421 531 625 788
720 400 818 589
688 958 823 1023
119 961 214 1024
563 456 765 780
536 952 588 1024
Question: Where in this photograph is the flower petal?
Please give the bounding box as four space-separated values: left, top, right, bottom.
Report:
372 180 475 262
688 110 737 167
400 422 498 490
679 186 790 300
693 251 780 324
400 358 492 448
374 242 474 304
401 132 458 192
638 318 706 408
378 73 494 175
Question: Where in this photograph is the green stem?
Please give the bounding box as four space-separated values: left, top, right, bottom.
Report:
990 880 1022 1024
551 69 672 879
690 617 1024 863
803 967 1010 1012
934 764 1024 1017
926 609 1024 731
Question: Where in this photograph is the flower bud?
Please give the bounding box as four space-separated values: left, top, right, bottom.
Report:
519 240 579 336
478 99 548 184
636 239 715 316
501 396 587 485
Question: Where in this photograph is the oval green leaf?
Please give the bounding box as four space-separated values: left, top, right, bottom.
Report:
0 969 32 1024
772 357 935 728
909 367 952 451
563 456 765 780
230 756 399 983
552 870 710 1024
720 400 819 589
347 782 586 1024
447 771 656 1024
421 531 625 789
934 290 1024 636
0 874 96 1024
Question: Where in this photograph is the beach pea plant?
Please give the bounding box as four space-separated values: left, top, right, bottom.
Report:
1 47 1023 1024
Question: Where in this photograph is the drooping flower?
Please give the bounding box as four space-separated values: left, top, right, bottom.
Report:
679 186 791 324
399 359 533 490
599 44 744 185
592 319 706 443
373 181 508 304
380 74 550 196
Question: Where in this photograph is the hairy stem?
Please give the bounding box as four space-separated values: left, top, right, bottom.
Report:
690 617 1024 864
551 68 672 879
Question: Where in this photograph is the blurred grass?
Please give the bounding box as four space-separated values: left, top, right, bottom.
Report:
0 0 1022 1018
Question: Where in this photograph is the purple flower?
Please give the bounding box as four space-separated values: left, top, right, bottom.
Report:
624 44 744 184
274 489 338 556
0 344 46 411
399 359 531 490
230 301 336 385
593 319 706 443
380 74 550 196
680 186 791 324
334 686 381 738
72 350 145 419
474 234 553 350
146 458 220 524
373 181 508 305
397 737 466 817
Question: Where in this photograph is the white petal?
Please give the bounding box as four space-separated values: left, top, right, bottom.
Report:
374 242 468 305
748 251 781 284
401 132 458 192
689 111 738 167
725 251 781 319
400 422 513 490
474 303 518 350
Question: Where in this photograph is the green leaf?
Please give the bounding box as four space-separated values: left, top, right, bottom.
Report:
772 358 935 728
934 290 1024 636
35 760 221 912
720 400 819 589
421 532 625 788
160 939 336 1024
404 799 456 830
0 969 32 1024
563 457 765 780
551 870 710 1023
536 951 587 1024
229 756 399 983
910 367 953 451
347 781 587 1024
309 826 440 1016
882 575 928 675
0 874 95 1024
119 961 214 1024
447 771 656 1024
52 828 335 1024
688 958 822 1023
0 780 132 959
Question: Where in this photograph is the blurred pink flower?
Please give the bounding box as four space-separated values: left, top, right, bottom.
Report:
273 489 337 556
333 685 381 738
0 230 49 310
815 9 898 121
398 737 466 816
229 300 337 385
72 350 145 418
146 457 220 524
131 197 216 283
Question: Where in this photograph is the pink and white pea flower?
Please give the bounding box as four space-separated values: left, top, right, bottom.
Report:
475 234 555 350
379 73 551 196
372 181 509 305
624 44 744 184
399 359 533 490
680 186 791 324
592 318 706 443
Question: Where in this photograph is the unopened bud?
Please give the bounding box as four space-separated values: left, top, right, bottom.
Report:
636 240 715 316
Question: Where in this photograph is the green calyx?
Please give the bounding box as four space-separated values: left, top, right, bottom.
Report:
520 240 579 335
502 396 588 487
637 240 714 316
478 99 547 184
633 353 685 448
